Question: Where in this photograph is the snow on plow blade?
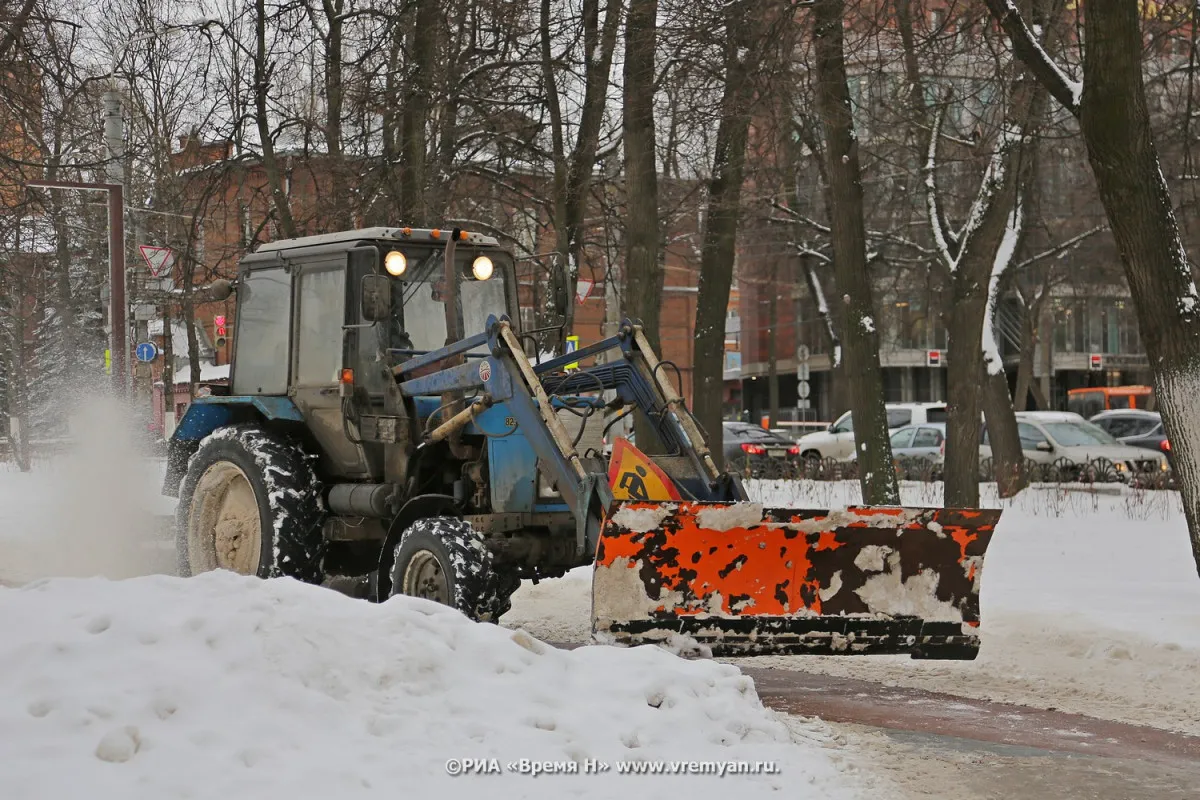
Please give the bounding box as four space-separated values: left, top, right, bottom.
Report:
592 502 1000 660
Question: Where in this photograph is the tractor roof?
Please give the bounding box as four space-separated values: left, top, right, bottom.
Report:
254 226 501 254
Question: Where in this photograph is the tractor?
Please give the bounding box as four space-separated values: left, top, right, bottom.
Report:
164 226 999 659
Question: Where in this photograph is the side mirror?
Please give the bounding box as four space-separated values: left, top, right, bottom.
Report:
827 424 836 433
1036 441 1053 452
361 275 392 322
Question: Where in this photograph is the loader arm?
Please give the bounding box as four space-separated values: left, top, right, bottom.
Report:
396 315 728 559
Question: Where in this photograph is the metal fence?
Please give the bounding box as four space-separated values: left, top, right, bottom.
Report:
727 455 1177 490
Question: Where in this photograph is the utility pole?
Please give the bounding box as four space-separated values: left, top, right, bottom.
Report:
102 86 129 397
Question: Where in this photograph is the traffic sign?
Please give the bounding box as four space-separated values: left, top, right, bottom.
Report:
565 335 579 371
797 363 810 381
135 342 158 362
798 380 811 399
139 245 175 278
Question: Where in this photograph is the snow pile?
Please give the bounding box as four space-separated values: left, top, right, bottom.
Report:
508 481 1200 735
0 572 866 799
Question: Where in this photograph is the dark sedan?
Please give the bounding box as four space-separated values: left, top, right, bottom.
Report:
722 422 800 476
1089 409 1173 465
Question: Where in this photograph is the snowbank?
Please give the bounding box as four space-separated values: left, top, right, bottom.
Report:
508 481 1200 735
0 572 865 799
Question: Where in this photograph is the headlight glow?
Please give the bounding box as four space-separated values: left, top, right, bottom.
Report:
471 255 494 281
385 250 407 277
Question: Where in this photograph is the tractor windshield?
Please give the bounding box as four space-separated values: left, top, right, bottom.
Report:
391 249 511 352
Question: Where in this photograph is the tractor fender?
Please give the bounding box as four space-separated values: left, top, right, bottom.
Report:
163 396 305 497
374 493 459 600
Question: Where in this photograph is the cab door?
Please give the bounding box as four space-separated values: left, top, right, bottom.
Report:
290 255 371 479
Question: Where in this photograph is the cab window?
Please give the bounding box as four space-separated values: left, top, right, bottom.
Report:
890 428 915 448
232 268 292 395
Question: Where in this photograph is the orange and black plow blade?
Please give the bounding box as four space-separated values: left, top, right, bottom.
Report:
592 502 1001 660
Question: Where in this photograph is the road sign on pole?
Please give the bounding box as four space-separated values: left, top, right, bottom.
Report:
135 342 158 362
139 245 175 278
565 335 580 370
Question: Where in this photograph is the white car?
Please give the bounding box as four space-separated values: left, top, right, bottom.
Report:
980 411 1169 480
796 403 948 463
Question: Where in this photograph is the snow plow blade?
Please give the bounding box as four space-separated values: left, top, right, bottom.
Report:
592 502 1000 660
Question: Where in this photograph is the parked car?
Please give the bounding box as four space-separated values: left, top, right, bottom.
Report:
1088 409 1172 465
795 402 948 463
849 422 946 477
722 421 800 475
980 411 1168 481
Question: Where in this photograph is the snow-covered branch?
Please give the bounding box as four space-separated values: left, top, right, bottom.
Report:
799 255 841 368
983 0 1082 116
924 101 956 271
1015 224 1107 270
981 202 1024 375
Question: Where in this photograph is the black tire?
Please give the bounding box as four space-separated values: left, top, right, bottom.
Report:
388 517 512 621
176 425 325 583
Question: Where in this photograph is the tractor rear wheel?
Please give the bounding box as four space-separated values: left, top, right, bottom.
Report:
177 425 324 582
388 517 513 621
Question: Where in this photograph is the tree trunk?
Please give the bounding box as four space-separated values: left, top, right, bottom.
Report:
812 0 898 504
9 306 31 473
767 278 779 428
254 0 297 239
622 0 663 448
982 368 1024 496
544 0 623 336
943 300 986 506
162 303 174 431
322 0 350 228
1013 305 1036 411
1077 3 1200 574
399 0 439 225
693 1 755 470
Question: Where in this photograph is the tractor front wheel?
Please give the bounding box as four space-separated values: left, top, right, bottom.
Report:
177 425 325 582
388 517 512 621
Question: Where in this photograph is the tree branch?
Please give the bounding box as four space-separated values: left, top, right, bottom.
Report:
983 0 1082 116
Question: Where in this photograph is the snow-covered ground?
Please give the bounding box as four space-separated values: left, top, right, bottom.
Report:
0 572 876 799
0 411 884 799
507 480 1200 736
2 412 1199 799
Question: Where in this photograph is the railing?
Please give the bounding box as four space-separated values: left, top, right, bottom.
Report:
727 455 1176 490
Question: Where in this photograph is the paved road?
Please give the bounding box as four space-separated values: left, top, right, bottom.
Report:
747 667 1200 799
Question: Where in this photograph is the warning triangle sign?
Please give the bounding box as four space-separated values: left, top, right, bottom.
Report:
139 245 175 278
607 437 682 502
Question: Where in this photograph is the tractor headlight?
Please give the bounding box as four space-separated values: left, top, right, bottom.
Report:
385 250 407 277
471 255 494 281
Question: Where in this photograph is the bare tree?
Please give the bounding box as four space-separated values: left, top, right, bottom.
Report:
810 0 897 503
622 0 660 340
692 0 775 469
540 0 622 338
987 0 1200 573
